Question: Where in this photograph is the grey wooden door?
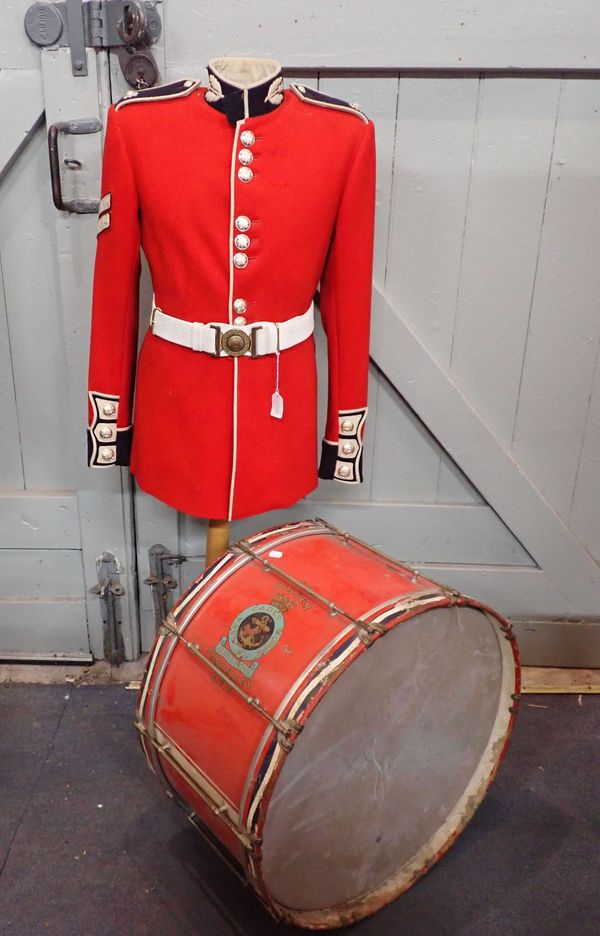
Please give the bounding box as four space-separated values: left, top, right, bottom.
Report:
0 3 139 661
2 2 599 665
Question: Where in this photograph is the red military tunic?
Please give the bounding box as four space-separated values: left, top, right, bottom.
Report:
87 56 376 520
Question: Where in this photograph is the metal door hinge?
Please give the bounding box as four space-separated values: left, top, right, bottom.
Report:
144 545 186 630
89 551 126 663
25 1 161 80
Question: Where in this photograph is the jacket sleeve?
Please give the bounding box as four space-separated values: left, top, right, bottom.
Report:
317 117 376 484
87 104 141 468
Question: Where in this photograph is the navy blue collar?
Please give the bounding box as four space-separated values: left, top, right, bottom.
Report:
204 57 284 123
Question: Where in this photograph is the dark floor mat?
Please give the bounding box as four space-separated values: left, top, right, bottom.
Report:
0 685 598 936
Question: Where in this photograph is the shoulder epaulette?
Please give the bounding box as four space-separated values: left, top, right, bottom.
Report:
290 83 369 123
114 78 201 111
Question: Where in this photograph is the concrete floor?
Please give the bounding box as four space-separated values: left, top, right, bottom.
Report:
0 684 598 936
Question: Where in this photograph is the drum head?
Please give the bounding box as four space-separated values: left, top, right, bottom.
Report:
260 604 514 914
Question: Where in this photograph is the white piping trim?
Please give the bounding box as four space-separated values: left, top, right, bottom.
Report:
114 79 201 111
227 118 246 521
228 358 239 521
289 83 369 123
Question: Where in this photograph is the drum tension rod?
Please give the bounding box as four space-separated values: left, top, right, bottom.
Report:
134 719 262 850
159 615 302 749
234 540 386 644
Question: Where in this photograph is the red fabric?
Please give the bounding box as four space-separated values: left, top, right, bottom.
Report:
87 86 376 519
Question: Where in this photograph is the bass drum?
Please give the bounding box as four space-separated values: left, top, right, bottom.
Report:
136 518 520 929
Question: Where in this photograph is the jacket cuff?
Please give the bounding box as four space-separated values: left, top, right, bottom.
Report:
318 407 367 483
87 391 132 467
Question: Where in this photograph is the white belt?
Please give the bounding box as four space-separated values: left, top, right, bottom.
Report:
150 300 314 358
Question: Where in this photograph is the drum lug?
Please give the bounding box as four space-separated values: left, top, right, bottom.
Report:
277 718 303 751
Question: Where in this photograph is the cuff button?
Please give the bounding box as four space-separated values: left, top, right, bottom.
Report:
337 464 352 479
341 419 354 433
102 403 116 417
341 441 356 456
100 447 115 462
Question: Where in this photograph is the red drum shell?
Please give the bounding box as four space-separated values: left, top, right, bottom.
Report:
137 519 520 929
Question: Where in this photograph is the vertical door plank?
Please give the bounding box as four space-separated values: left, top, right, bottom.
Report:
450 77 561 448
0 259 23 487
386 77 480 370
512 79 600 518
0 129 71 488
569 343 600 560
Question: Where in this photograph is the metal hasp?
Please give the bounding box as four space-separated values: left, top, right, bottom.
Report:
47 117 102 213
144 545 185 631
24 1 162 80
89 551 126 664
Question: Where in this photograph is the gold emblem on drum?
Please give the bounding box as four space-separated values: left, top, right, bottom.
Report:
215 603 285 678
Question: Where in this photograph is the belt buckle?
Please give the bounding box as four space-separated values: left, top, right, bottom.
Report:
250 324 263 358
210 324 263 357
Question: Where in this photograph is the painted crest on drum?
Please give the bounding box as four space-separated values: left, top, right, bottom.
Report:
216 602 285 678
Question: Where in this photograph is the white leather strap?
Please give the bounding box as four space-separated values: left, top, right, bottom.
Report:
151 301 314 356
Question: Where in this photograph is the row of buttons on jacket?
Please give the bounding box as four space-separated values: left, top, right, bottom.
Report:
232 129 256 324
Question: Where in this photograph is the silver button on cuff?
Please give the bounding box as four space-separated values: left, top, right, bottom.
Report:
102 403 116 417
337 464 352 479
100 446 115 462
238 167 253 183
99 426 114 440
235 215 251 232
341 440 357 456
233 297 247 313
233 252 248 269
341 419 355 434
234 233 250 250
240 130 255 146
238 148 253 165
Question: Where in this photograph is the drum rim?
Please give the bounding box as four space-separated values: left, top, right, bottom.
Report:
256 597 520 928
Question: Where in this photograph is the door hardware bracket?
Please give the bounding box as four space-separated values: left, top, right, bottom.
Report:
24 1 161 80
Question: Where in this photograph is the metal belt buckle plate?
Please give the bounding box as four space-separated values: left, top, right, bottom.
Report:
211 324 263 357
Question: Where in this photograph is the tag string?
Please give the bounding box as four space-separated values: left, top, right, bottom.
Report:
270 323 284 419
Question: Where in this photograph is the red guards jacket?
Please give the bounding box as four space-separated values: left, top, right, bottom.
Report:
87 56 376 520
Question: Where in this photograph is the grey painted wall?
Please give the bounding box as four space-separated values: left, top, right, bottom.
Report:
1 1 599 661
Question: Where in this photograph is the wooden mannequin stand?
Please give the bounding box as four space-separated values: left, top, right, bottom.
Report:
206 518 230 567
